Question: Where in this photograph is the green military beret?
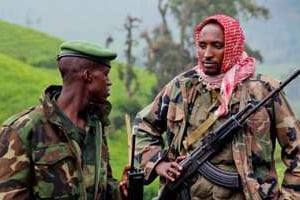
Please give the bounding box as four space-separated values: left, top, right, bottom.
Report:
57 40 117 68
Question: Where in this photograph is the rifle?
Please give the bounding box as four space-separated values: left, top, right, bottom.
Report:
158 69 300 200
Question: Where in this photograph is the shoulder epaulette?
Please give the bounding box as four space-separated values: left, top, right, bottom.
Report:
248 73 280 92
2 106 36 126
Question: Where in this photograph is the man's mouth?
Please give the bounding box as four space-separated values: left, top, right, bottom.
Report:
203 62 217 68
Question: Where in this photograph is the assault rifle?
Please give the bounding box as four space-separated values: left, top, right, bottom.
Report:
158 69 300 200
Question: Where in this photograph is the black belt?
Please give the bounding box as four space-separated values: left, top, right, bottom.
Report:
197 161 242 189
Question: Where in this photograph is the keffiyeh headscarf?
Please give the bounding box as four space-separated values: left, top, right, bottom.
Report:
194 14 256 116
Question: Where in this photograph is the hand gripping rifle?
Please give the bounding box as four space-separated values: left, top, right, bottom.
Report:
158 69 300 200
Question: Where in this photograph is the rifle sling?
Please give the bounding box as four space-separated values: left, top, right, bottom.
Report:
197 161 242 189
182 100 220 151
196 83 248 190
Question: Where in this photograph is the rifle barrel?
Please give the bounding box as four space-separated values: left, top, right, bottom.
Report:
240 69 300 124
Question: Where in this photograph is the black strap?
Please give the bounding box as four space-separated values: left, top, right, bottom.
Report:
197 161 242 189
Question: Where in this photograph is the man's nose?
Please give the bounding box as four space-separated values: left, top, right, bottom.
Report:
204 46 213 59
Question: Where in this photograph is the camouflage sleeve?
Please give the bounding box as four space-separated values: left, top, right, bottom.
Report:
106 178 123 200
0 126 31 199
133 81 175 183
274 91 300 199
106 156 123 200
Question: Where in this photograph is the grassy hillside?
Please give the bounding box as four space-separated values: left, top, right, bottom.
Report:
0 19 62 68
0 53 61 122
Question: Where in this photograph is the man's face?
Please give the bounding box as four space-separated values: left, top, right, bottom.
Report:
88 64 112 104
196 23 224 76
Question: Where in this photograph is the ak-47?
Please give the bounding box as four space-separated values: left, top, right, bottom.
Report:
158 69 300 200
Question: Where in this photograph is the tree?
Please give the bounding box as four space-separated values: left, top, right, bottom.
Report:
142 0 269 96
119 15 141 98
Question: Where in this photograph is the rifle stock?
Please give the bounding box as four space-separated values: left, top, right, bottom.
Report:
158 69 300 199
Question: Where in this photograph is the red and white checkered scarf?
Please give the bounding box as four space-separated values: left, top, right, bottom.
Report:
194 14 256 116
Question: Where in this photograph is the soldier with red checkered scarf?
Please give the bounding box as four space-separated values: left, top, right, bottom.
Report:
133 14 300 199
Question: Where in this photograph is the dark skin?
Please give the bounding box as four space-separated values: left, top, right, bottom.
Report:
155 22 225 182
57 58 130 198
197 22 224 76
155 156 185 182
56 57 112 130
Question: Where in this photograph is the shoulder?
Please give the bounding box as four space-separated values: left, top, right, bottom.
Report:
1 105 45 135
247 73 280 92
0 106 45 150
165 66 199 90
174 66 199 82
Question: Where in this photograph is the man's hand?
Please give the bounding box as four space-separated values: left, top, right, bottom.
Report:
155 156 185 182
119 165 130 199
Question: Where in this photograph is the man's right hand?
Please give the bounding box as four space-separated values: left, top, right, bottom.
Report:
119 165 130 199
155 156 185 182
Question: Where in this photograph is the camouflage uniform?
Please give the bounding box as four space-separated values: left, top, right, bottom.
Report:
133 66 300 199
0 86 122 200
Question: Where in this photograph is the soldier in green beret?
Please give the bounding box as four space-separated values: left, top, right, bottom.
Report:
0 40 126 199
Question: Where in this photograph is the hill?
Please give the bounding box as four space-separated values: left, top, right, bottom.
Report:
0 53 61 122
0 19 62 68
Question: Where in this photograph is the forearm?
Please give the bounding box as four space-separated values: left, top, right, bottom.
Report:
134 127 165 183
275 93 300 197
133 105 167 183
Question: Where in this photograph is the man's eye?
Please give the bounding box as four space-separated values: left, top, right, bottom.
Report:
198 43 206 49
214 43 224 49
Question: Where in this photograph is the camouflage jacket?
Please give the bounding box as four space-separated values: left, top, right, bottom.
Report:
0 86 122 200
133 66 300 200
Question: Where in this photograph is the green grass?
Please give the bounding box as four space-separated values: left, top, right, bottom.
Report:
0 53 61 122
108 62 155 108
0 19 62 68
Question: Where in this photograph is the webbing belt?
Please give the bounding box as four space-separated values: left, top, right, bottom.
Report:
197 161 242 189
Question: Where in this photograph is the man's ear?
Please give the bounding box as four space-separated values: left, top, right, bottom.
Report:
82 69 92 83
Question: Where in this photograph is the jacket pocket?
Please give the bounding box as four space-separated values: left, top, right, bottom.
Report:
32 143 80 199
167 102 184 134
189 104 208 130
